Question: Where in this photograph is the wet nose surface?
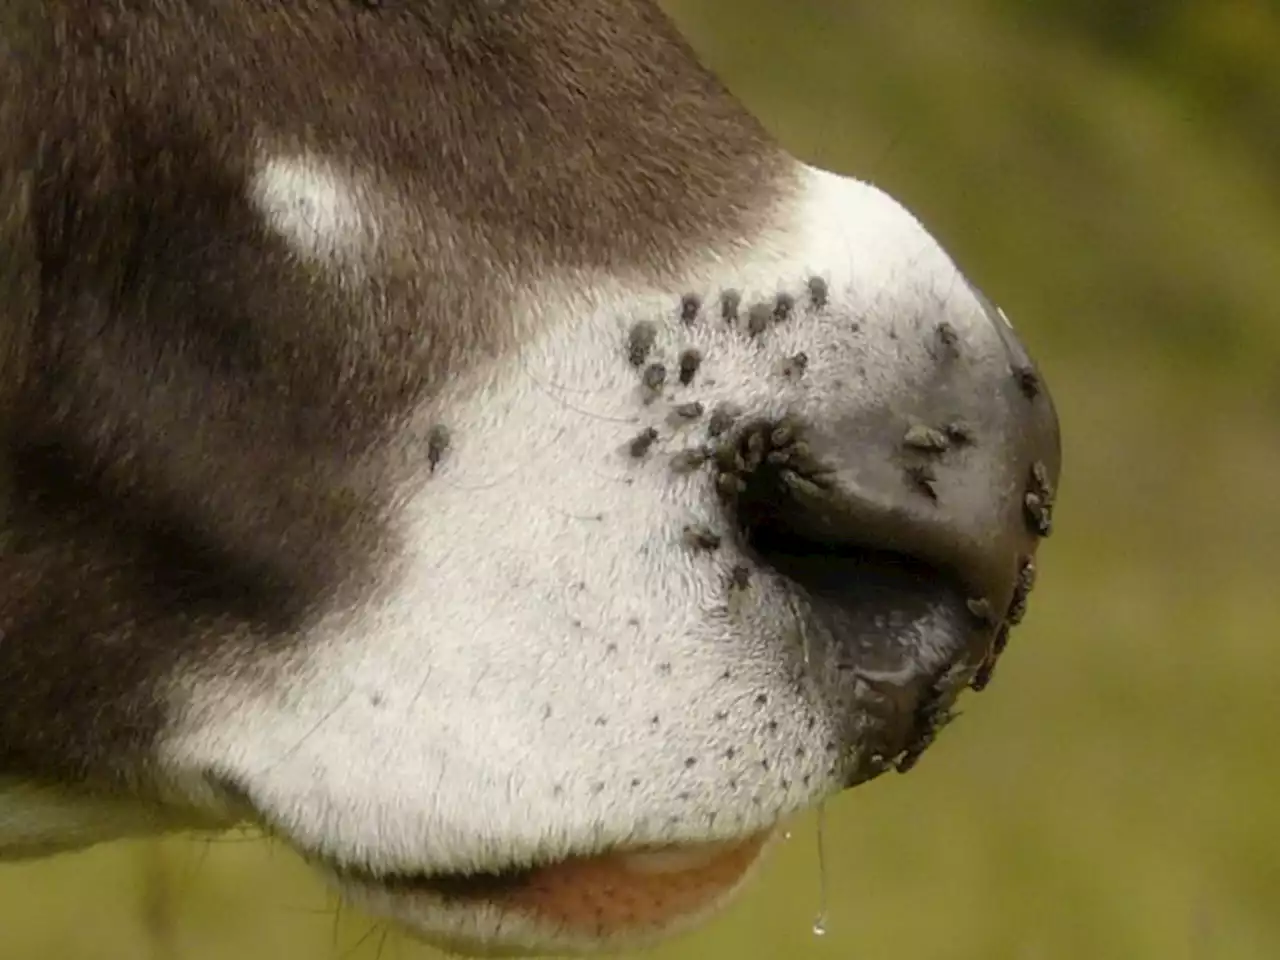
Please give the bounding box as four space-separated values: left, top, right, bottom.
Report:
745 289 1056 605
713 283 1060 776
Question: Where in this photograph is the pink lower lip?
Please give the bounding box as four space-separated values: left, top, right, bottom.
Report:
384 831 773 937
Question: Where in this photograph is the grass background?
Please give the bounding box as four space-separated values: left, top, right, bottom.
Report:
3 1 1277 957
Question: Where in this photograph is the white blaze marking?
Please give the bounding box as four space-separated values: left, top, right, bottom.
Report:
248 152 380 268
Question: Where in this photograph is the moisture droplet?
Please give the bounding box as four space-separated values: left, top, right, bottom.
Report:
783 830 793 841
813 801 830 938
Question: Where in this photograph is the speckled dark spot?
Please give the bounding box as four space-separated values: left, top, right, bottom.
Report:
680 293 701 324
781 352 809 379
427 424 451 473
712 416 837 514
903 423 950 453
720 290 741 323
628 427 659 458
936 321 960 353
807 276 829 309
684 757 697 769
991 622 1011 659
1014 364 1041 399
1024 460 1055 536
628 320 657 367
1018 496 1049 535
642 362 667 392
1008 557 1037 624
683 524 722 551
971 653 997 692
747 302 772 337
677 347 703 385
708 403 741 438
729 564 752 590
906 463 939 501
970 594 1017 691
896 675 959 773
944 420 975 446
773 292 795 323
670 447 710 474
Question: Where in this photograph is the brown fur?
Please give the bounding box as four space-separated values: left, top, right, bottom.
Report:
0 1 789 795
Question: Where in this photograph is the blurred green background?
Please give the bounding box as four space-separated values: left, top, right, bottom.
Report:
3 0 1277 957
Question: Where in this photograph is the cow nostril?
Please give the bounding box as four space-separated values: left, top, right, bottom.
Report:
713 408 1052 705
731 458 935 588
714 408 1050 629
740 508 991 783
716 416 987 600
744 521 956 632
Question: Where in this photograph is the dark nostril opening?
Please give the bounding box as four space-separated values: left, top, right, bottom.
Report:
739 501 977 665
742 507 941 595
713 410 1047 623
715 414 1032 716
722 427 953 597
739 497 992 783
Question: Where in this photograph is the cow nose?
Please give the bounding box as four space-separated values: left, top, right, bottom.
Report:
713 283 1060 771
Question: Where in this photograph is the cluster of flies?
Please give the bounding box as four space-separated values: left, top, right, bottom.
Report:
619 277 1056 757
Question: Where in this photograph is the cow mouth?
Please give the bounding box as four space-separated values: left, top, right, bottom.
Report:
317 556 1009 953
330 832 775 951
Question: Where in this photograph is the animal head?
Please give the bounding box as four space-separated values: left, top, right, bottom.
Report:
0 1 1060 954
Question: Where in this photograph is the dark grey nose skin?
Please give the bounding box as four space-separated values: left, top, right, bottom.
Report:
787 289 1058 610
722 284 1059 607
714 282 1061 777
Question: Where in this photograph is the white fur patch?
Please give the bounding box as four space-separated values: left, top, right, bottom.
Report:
247 151 382 270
